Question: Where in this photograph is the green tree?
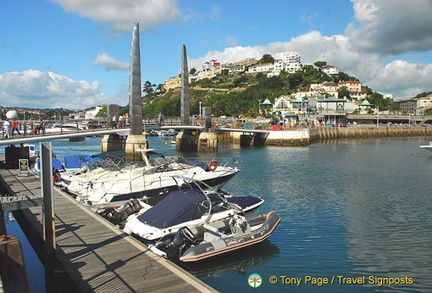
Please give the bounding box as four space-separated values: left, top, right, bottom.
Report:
314 61 327 69
423 108 432 115
288 73 303 89
338 86 351 100
259 54 274 64
95 106 107 118
143 81 156 96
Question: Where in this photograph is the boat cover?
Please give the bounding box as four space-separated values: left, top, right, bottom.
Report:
64 155 84 169
36 158 65 172
136 189 215 229
52 159 64 172
227 196 263 209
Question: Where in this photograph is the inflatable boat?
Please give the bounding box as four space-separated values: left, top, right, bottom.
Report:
149 210 281 262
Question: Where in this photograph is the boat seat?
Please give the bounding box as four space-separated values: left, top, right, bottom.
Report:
203 224 220 234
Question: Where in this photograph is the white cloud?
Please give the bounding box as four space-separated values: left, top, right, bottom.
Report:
346 0 432 54
209 4 221 21
188 45 264 71
219 35 239 47
0 70 113 108
50 0 183 32
370 60 432 95
92 53 129 71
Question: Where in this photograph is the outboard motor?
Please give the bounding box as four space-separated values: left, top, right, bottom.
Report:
165 227 196 261
111 199 142 224
229 215 249 234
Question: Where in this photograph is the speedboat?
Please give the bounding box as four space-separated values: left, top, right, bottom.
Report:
45 123 87 133
419 142 432 152
148 210 281 263
63 149 240 205
122 177 264 243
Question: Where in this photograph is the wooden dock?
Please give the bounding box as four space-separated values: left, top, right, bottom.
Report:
0 169 216 293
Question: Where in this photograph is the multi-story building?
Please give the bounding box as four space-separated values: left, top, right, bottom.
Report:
338 81 362 93
270 51 302 76
338 80 366 99
310 82 339 97
274 51 301 64
397 99 417 113
397 94 432 114
417 95 432 111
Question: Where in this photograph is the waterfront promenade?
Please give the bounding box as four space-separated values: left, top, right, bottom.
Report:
0 169 216 292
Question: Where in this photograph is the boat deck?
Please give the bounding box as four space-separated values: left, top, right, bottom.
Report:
0 169 215 292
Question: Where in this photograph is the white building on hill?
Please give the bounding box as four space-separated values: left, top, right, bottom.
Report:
85 106 104 120
269 51 302 76
247 62 274 74
323 65 340 75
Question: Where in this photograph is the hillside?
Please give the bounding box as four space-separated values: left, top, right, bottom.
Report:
141 66 399 117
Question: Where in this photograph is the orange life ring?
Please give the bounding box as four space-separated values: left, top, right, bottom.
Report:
208 159 218 171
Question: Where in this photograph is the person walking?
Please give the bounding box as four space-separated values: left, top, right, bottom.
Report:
2 118 10 139
118 114 124 128
37 118 45 134
111 115 117 129
11 118 21 136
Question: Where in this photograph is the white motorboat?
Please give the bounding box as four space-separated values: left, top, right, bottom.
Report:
63 149 240 205
419 142 432 152
45 123 87 133
122 177 264 243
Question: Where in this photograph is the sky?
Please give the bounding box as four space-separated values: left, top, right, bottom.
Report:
1 0 432 109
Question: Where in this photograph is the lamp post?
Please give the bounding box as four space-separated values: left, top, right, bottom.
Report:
199 101 202 118
258 100 261 115
376 107 379 127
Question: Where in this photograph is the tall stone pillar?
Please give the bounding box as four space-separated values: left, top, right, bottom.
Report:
181 44 190 125
129 23 143 136
125 22 147 160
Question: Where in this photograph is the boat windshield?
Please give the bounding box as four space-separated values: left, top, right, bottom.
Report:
150 156 196 171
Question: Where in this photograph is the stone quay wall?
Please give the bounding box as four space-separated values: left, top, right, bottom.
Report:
215 126 432 147
309 126 432 142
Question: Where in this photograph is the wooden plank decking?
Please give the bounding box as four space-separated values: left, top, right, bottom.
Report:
0 169 216 293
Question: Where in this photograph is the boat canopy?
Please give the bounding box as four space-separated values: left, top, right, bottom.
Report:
136 188 221 229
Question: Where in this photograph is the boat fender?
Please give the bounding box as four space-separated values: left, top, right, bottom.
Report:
208 160 218 171
166 227 197 261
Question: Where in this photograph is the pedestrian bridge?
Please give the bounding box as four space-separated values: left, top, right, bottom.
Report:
0 128 131 146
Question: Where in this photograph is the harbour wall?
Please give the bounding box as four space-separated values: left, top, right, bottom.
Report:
309 126 432 142
215 126 432 147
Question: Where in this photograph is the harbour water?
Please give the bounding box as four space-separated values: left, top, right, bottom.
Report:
3 135 432 292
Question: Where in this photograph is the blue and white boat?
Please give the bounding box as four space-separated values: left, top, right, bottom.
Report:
64 149 240 205
122 177 264 243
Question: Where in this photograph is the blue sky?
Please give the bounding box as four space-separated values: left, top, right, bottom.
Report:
1 0 432 109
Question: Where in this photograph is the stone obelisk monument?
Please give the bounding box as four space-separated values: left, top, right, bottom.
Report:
180 44 190 125
125 23 147 160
